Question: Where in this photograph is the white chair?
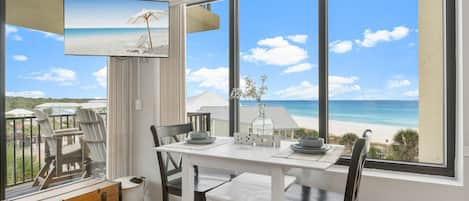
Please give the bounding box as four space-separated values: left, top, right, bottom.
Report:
76 109 107 177
206 173 296 201
32 110 85 189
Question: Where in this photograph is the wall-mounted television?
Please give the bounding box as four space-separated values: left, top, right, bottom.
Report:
64 0 169 58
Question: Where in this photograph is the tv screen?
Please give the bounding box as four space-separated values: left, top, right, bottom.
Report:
64 0 169 57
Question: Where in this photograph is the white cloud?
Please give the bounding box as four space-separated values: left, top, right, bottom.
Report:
5 25 22 41
283 63 314 74
276 76 360 99
93 66 107 88
5 25 18 36
44 32 64 41
329 76 361 96
31 29 64 41
13 55 28 62
187 67 229 92
404 90 419 98
276 81 318 100
329 40 353 53
355 26 410 47
24 67 76 85
6 91 45 98
387 79 411 88
13 35 23 41
242 36 308 66
287 34 308 44
257 36 290 47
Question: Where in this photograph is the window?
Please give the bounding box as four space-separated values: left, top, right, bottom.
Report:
239 0 319 139
328 0 421 160
228 0 456 176
4 25 108 197
328 0 455 176
186 1 229 137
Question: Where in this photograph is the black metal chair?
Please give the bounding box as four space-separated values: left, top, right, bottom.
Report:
151 123 231 201
284 131 371 201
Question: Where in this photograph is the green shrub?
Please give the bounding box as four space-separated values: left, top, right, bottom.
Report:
294 128 319 139
390 129 419 162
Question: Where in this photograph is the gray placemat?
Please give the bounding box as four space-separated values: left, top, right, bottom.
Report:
163 138 233 150
272 145 344 163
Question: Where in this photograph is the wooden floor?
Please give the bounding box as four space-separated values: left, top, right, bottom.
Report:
6 178 79 199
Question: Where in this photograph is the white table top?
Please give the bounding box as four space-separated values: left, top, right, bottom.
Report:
154 137 344 171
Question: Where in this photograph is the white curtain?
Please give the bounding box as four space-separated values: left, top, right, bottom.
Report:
159 4 186 125
107 57 137 179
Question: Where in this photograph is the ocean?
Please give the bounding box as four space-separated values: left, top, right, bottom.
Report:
240 100 419 128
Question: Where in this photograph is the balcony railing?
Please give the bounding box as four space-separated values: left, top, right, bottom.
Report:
187 112 211 132
5 113 107 187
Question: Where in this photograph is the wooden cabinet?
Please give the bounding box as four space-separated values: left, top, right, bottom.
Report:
9 178 121 201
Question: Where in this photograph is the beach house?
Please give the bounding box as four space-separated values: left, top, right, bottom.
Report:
1 0 469 201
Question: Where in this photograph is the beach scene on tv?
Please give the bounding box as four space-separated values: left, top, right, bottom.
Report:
64 0 169 57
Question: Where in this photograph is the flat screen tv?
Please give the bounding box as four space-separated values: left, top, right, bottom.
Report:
64 0 169 57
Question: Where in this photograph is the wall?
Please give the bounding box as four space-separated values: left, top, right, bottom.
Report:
418 0 445 163
132 62 163 201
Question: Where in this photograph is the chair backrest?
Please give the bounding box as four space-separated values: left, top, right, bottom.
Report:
33 110 57 156
344 133 370 201
150 123 192 199
77 109 107 163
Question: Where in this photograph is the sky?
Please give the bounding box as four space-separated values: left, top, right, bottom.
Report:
6 0 419 100
6 25 107 99
187 0 419 100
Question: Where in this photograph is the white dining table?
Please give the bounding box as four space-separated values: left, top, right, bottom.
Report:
154 137 344 201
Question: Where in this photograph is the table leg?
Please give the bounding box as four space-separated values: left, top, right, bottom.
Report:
271 167 285 201
182 155 194 201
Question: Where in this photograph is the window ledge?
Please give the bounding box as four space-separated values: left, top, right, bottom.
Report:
327 165 463 187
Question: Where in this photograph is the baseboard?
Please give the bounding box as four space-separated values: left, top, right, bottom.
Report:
464 146 469 157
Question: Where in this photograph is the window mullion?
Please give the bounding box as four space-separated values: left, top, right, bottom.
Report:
229 0 240 136
318 0 329 142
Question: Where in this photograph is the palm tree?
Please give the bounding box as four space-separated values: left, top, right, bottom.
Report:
340 133 359 154
128 9 167 49
390 129 419 162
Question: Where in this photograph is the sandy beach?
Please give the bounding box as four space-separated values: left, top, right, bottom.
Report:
292 115 418 145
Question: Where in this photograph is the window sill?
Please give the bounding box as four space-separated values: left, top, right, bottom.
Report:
327 165 463 187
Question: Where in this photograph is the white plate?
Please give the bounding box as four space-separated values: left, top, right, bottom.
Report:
290 144 331 154
185 137 216 144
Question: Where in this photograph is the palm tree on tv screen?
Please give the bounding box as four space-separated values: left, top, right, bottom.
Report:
128 9 166 49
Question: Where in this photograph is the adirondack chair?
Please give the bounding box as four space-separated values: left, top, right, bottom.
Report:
32 110 85 190
76 109 107 178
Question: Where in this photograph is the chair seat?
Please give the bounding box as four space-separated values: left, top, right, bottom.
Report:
167 173 231 196
205 173 297 201
62 143 82 157
284 184 344 201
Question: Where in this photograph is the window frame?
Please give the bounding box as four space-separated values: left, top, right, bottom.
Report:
334 0 456 177
229 0 457 177
1 0 6 198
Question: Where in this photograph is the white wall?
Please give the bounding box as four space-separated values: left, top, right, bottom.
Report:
131 62 163 201
130 0 468 200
